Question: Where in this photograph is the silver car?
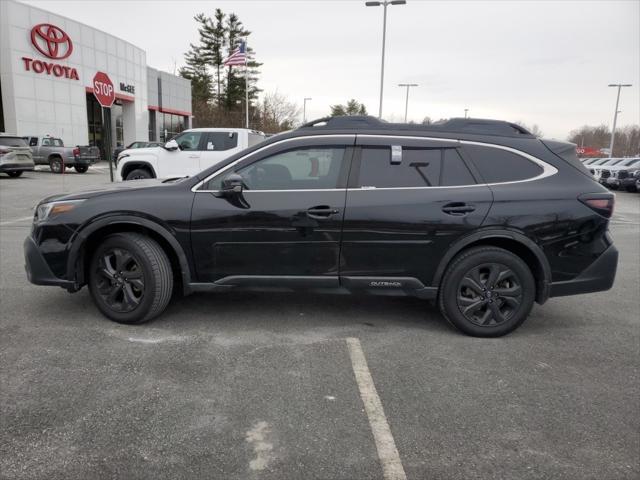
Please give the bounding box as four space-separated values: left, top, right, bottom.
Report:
0 135 34 178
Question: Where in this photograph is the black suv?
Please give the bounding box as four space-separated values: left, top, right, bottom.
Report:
24 116 618 337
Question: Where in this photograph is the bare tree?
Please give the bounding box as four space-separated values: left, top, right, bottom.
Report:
515 121 543 137
256 91 301 133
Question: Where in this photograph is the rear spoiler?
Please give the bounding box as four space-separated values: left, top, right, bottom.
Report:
541 139 592 177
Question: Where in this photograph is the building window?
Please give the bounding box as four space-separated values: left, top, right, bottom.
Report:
148 110 156 141
159 111 187 142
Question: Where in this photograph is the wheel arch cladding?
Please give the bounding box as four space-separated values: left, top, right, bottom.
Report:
433 230 551 304
122 162 156 179
68 217 192 295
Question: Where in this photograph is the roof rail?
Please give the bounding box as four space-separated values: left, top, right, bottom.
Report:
297 115 534 137
298 115 386 129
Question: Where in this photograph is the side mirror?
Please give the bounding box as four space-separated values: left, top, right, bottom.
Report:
164 139 179 151
220 173 244 195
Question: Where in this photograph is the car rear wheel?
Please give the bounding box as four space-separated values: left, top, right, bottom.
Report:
75 165 88 173
89 233 173 324
625 185 637 193
438 246 535 337
125 168 152 181
7 171 23 178
49 157 65 174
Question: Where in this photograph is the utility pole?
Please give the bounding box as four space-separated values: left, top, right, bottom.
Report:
398 83 418 122
365 0 407 118
303 97 312 123
607 83 632 157
464 108 469 118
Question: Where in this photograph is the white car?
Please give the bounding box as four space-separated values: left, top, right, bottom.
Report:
116 128 265 181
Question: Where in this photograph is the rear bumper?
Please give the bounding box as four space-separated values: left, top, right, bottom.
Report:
550 244 618 297
0 163 34 172
24 236 74 289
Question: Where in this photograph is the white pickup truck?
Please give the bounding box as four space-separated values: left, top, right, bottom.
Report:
115 128 266 181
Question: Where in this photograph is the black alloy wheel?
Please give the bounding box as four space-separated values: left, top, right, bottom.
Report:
439 246 535 337
125 169 152 181
7 171 23 178
75 165 88 173
456 263 522 327
89 233 173 324
94 248 145 313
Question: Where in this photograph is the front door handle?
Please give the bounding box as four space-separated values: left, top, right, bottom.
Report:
442 203 476 215
307 205 339 218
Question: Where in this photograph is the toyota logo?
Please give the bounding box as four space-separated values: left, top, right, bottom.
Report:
30 23 73 60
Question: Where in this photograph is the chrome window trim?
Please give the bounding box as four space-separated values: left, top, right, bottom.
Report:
192 133 557 193
192 134 355 192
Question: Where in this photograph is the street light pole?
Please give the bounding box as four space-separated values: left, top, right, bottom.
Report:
464 108 469 118
366 0 406 119
398 83 418 122
607 83 632 158
303 97 312 123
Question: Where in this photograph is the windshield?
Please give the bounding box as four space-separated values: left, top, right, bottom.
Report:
0 137 28 147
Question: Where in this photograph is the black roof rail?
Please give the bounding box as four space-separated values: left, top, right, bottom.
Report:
298 115 386 129
297 115 534 137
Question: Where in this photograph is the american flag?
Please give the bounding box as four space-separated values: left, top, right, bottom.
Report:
223 41 247 67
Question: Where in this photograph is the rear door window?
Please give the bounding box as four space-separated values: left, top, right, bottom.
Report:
463 144 543 183
205 132 238 151
357 147 476 188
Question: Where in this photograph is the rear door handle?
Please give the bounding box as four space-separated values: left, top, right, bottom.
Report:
442 203 476 215
307 205 340 218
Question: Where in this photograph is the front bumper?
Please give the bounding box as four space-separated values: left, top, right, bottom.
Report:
550 244 618 297
24 236 74 289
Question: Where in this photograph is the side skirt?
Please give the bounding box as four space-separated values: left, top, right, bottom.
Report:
187 275 438 300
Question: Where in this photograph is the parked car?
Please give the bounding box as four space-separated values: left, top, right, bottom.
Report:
24 116 618 337
0 134 34 177
599 158 640 190
589 157 625 180
115 128 266 181
619 167 640 192
24 135 100 173
112 141 161 162
581 157 602 164
636 171 640 192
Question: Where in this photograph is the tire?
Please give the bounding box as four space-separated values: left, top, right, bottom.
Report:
75 165 88 173
125 168 152 181
89 233 173 324
438 246 535 337
7 171 23 178
49 157 65 174
625 185 637 193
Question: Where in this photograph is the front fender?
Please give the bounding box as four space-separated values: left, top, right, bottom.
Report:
66 213 192 294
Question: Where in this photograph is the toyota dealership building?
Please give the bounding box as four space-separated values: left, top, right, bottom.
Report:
0 0 192 155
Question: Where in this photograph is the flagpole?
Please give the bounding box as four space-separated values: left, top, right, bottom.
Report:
244 39 249 129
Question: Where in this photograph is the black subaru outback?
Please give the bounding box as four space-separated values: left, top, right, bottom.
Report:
24 116 618 337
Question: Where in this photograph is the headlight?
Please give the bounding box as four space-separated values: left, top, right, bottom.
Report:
34 199 85 223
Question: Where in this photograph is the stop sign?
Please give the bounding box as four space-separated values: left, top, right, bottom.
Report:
92 71 115 108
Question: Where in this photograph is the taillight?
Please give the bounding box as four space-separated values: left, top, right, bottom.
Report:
73 147 80 157
579 193 615 218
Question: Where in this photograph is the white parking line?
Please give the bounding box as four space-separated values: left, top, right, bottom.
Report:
346 337 407 480
0 216 33 226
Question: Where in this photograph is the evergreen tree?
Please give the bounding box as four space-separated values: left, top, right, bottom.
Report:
330 99 368 116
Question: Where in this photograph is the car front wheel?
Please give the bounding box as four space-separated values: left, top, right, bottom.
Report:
7 171 23 177
438 246 535 337
125 168 152 181
89 233 173 324
75 165 88 173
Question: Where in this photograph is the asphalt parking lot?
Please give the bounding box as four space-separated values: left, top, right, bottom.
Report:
1 166 639 480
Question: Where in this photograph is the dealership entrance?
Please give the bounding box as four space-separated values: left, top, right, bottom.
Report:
86 93 133 160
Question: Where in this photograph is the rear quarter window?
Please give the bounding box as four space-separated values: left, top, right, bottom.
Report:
463 144 543 183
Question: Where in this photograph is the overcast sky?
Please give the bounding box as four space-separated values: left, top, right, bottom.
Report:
24 0 640 139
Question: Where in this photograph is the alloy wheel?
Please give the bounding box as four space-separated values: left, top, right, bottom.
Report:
95 248 144 313
456 263 523 327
